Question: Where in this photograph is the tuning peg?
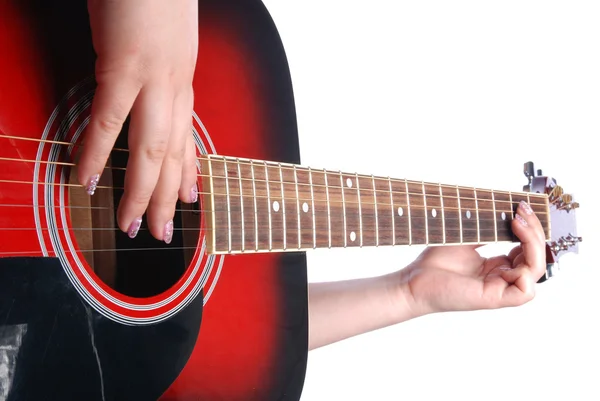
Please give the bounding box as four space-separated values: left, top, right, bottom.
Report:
549 233 583 255
523 161 535 191
549 185 564 201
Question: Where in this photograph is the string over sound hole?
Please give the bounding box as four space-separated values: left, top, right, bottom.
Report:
67 124 201 298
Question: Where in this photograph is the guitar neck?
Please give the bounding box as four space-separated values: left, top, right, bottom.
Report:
200 155 551 254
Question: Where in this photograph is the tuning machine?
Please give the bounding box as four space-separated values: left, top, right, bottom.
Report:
522 161 581 283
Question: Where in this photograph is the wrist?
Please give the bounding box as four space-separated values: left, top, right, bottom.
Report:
384 267 431 325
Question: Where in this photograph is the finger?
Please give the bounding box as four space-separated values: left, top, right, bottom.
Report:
144 90 193 242
481 255 512 277
177 92 198 204
511 200 547 281
78 74 142 194
117 84 174 239
499 266 536 306
507 245 523 262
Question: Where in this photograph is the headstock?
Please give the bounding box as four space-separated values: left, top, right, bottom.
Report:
523 161 581 283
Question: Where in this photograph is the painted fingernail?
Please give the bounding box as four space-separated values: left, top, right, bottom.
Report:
191 184 198 203
128 217 142 239
164 220 174 244
515 213 528 226
520 200 533 215
85 173 100 195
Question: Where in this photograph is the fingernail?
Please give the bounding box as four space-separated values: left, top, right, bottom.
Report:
86 173 100 195
515 213 528 226
520 200 533 215
190 184 198 203
498 265 513 271
164 220 174 244
128 217 142 239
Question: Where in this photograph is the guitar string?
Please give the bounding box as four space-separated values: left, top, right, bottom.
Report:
0 135 550 201
0 234 515 257
0 188 548 216
0 155 549 206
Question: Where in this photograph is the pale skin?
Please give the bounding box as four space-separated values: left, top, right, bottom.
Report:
308 201 546 350
78 1 548 350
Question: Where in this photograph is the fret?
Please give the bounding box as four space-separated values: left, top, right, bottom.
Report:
456 185 463 244
492 191 514 242
491 190 497 242
356 175 378 247
423 182 444 245
529 194 551 232
237 159 259 252
389 177 395 246
340 171 348 248
295 167 315 248
224 160 243 252
440 184 461 244
223 158 232 252
293 165 301 249
474 189 480 243
308 167 316 248
236 159 245 252
388 178 410 245
341 174 360 247
263 162 273 250
510 192 531 214
278 163 287 250
458 187 478 243
355 173 363 247
308 169 329 248
249 162 271 251
475 189 496 243
205 156 218 253
405 179 412 245
279 166 299 249
406 181 426 244
324 169 332 248
250 160 259 251
422 182 429 244
207 157 231 252
372 175 379 246
373 176 394 246
324 171 345 248
268 164 286 250
439 183 446 244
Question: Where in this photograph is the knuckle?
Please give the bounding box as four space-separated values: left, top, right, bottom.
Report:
167 145 186 163
143 142 168 163
96 116 124 136
127 190 153 207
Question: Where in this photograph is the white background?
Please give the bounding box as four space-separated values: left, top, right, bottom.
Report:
262 1 599 400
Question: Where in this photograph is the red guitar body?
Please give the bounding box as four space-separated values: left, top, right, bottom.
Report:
0 0 308 400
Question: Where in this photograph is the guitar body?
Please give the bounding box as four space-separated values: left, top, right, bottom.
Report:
0 0 308 400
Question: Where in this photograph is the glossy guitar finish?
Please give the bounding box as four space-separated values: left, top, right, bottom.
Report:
0 0 308 400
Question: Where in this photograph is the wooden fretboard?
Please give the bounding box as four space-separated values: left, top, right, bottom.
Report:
200 155 551 254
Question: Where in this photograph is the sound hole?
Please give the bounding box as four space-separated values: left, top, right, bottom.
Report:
68 123 201 298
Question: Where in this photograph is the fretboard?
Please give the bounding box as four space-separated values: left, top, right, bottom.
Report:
200 155 551 254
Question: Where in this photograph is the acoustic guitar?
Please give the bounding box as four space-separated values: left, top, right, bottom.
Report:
0 0 581 400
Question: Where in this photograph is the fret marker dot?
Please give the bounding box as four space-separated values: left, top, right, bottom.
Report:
466 210 471 219
398 207 404 217
501 212 506 220
350 231 356 242
273 201 280 212
432 209 437 218
303 202 309 213
346 178 353 188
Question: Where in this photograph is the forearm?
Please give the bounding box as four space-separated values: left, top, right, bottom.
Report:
307 270 421 350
